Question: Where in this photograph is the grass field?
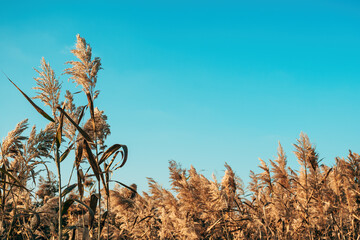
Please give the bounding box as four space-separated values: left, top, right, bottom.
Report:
1 35 359 239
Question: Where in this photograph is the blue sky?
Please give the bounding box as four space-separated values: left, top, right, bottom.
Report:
1 1 360 192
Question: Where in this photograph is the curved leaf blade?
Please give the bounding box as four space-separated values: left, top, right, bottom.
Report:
6 75 55 122
62 198 95 217
55 106 65 149
99 144 122 165
57 107 93 143
118 145 128 168
74 199 95 217
62 199 75 215
61 183 77 198
110 180 137 195
83 139 100 181
60 143 74 163
105 151 120 172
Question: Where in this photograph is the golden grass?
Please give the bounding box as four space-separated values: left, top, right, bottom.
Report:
1 35 360 239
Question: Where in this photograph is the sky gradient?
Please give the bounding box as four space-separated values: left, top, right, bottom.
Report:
1 1 360 192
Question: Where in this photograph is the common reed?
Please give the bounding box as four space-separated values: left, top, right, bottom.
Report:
2 35 360 239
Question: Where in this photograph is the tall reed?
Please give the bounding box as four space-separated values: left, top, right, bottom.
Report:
5 34 128 239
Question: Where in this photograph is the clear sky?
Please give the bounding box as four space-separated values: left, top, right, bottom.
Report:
1 1 360 193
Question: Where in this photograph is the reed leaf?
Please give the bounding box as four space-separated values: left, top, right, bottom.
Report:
77 105 86 124
117 145 128 168
75 142 83 168
110 180 138 195
99 211 108 235
77 169 84 200
74 199 95 217
57 106 93 143
89 193 98 227
99 144 122 165
55 106 65 149
60 143 74 163
6 75 55 122
105 150 120 172
86 91 95 121
109 145 128 171
62 199 75 215
83 139 100 181
61 183 77 197
62 198 95 218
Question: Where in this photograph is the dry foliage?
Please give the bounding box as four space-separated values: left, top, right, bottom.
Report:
2 35 360 239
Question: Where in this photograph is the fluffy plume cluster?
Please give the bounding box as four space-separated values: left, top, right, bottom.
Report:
33 57 61 117
3 130 360 239
52 135 360 240
81 107 110 148
96 135 360 240
65 34 102 94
